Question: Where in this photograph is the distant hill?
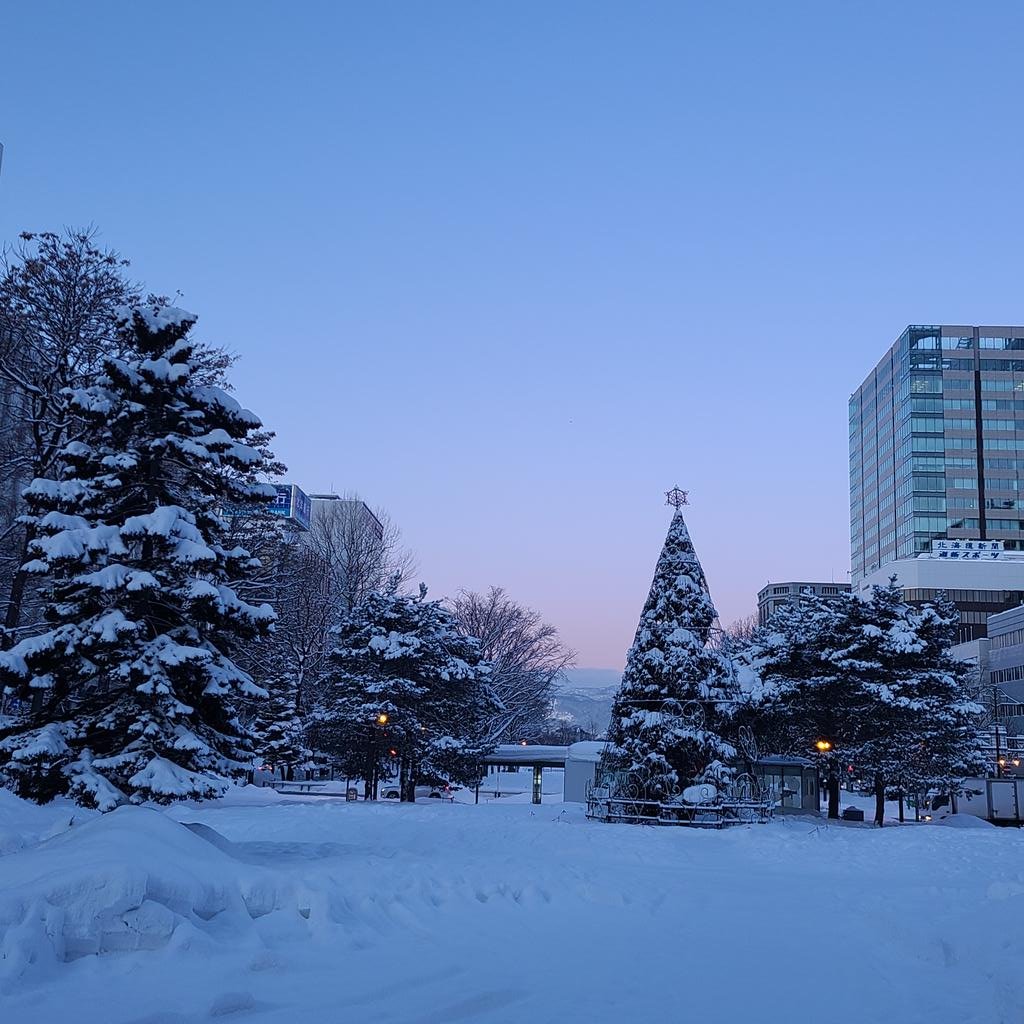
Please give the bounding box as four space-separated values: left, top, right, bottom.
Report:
560 667 622 691
549 669 620 737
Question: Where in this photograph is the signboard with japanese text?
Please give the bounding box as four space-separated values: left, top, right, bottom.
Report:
923 539 1020 560
222 483 311 531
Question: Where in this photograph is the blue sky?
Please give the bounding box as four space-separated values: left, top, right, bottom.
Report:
2 3 1023 667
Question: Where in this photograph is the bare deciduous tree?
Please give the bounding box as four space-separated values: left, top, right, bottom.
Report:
451 587 575 743
0 230 138 642
720 612 760 647
305 493 415 614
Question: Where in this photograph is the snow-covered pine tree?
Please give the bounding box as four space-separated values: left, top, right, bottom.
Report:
841 581 987 826
737 580 988 824
606 507 736 799
734 593 863 818
320 582 496 800
225 512 318 781
252 673 308 780
0 303 277 808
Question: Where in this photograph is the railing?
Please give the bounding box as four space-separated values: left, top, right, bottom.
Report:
585 776 773 828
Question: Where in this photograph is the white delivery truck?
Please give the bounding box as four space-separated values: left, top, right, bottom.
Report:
929 777 1024 824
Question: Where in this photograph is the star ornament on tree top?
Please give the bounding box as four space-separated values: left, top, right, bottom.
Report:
665 486 689 510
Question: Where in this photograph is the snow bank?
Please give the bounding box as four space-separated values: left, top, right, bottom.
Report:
2 791 1024 1022
935 812 996 829
0 806 296 992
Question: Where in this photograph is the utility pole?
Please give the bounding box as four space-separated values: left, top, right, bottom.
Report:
994 685 1002 778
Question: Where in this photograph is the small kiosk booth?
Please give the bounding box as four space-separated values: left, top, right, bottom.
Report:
752 755 819 815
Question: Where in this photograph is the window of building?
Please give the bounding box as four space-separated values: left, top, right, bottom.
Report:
981 359 1024 372
980 337 1024 350
910 375 943 394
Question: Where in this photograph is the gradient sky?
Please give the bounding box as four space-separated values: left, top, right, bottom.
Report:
2 3 1023 668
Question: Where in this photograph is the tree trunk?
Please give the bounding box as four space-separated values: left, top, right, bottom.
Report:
827 771 840 819
1 528 33 645
402 758 417 803
365 728 375 800
874 771 885 827
897 789 904 824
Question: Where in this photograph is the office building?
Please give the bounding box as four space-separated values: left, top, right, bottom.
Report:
222 482 312 531
950 604 1024 772
850 325 1024 640
757 581 851 627
308 494 384 542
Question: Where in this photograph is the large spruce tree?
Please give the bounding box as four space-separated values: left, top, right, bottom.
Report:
606 507 736 798
739 581 987 825
841 582 988 825
320 583 496 800
0 303 277 807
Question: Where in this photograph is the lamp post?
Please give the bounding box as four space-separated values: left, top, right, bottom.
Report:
814 739 839 819
365 712 389 800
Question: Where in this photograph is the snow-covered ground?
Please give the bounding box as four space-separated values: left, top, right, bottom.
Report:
2 782 1022 1024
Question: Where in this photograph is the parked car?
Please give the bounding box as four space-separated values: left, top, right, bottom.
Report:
380 780 451 800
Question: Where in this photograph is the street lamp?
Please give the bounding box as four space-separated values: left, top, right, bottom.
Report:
366 712 390 799
814 740 834 814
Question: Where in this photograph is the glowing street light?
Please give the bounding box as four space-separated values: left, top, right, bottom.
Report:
815 739 833 753
376 713 389 726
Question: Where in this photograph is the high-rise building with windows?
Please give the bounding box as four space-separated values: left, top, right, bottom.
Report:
850 325 1024 641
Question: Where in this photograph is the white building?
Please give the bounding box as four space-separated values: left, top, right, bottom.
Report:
856 544 1024 643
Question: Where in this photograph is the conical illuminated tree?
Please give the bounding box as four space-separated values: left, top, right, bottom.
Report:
606 491 736 797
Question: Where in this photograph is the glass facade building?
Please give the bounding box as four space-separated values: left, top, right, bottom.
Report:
851 325 1024 582
851 326 1024 640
